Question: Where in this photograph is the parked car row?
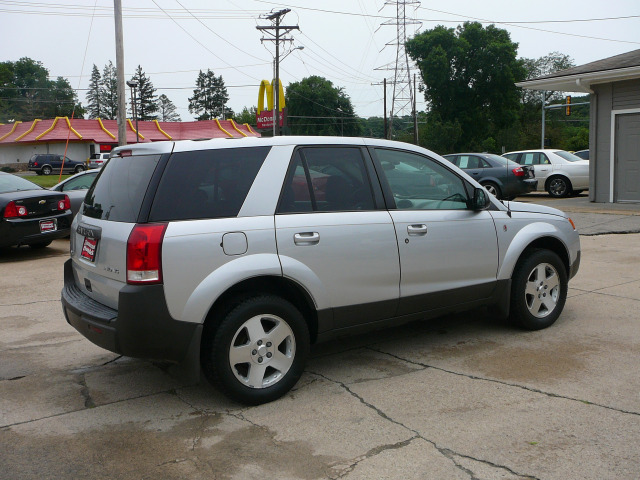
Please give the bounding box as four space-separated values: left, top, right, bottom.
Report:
443 149 590 199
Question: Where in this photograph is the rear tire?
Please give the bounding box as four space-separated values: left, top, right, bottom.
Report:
201 295 310 405
547 176 572 198
482 181 502 200
74 165 84 173
510 249 567 330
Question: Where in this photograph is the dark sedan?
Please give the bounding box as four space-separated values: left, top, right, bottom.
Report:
0 172 73 249
443 153 537 200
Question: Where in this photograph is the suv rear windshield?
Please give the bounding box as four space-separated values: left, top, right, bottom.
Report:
82 154 161 222
148 146 271 221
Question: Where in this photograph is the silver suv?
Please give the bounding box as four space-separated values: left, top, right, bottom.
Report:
61 137 581 404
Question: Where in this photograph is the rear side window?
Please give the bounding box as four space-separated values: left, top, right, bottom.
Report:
149 146 270 221
278 147 375 213
83 154 161 222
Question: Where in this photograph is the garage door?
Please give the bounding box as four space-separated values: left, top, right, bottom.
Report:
615 113 640 203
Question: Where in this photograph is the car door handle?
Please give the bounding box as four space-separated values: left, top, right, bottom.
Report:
407 224 428 236
294 232 320 245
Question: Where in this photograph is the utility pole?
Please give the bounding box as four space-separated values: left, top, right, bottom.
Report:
257 9 298 136
372 78 389 139
113 0 127 146
413 74 418 145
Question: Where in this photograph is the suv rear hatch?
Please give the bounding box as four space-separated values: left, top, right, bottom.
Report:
70 152 162 309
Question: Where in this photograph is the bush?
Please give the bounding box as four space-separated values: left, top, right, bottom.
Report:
1 166 17 173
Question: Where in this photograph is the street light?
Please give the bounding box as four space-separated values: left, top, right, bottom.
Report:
337 107 344 136
126 79 139 143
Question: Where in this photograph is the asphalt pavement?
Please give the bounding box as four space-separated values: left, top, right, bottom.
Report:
1 195 639 480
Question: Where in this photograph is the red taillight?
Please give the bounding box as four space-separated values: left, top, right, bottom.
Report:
33 161 39 167
58 195 71 211
126 223 167 284
3 201 28 218
512 167 525 177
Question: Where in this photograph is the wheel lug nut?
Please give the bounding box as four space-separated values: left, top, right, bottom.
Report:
267 352 272 358
258 357 263 363
252 349 257 355
266 342 272 347
257 340 262 346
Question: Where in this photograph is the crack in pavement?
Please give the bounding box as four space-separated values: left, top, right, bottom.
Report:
76 373 96 408
330 436 420 479
367 347 640 417
308 370 538 480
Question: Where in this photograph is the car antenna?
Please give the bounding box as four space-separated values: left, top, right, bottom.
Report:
505 152 512 217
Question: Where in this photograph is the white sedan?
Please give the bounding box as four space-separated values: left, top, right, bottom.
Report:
503 149 589 198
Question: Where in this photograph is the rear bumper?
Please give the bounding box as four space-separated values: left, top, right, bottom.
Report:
61 259 201 363
0 213 71 247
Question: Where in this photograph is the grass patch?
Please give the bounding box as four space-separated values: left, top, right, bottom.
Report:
26 175 72 188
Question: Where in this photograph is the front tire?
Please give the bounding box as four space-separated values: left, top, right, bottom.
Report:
202 295 310 405
41 165 52 175
510 249 568 330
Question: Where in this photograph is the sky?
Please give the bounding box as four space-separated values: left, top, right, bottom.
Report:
1 0 639 122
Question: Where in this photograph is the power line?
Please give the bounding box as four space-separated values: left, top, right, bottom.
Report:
148 0 262 82
252 1 640 45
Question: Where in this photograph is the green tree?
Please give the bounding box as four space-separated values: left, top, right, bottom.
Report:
234 106 257 126
522 52 575 105
0 57 83 121
130 65 158 121
188 69 229 120
85 64 103 119
285 75 362 136
406 22 526 152
157 94 181 122
100 61 118 119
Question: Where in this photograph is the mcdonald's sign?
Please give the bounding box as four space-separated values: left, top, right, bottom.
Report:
256 79 286 129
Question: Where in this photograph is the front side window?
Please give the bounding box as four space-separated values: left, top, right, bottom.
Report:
375 148 468 210
278 147 375 213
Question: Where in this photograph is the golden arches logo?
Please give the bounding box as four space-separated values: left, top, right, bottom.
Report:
257 79 286 114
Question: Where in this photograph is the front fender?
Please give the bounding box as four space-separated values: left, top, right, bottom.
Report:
179 253 282 324
497 221 570 281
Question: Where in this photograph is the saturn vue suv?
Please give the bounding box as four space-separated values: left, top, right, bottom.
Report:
61 137 581 405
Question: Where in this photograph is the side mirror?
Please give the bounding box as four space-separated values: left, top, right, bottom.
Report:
472 187 490 210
